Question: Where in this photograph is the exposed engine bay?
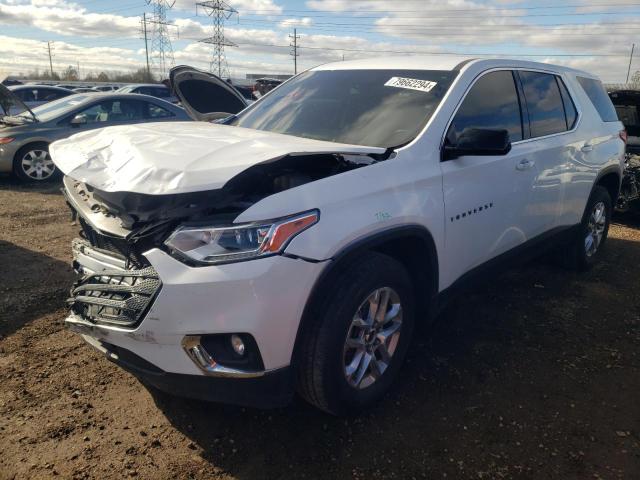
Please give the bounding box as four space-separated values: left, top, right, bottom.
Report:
63 151 381 247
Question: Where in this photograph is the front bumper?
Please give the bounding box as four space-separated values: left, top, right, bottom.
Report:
82 334 295 408
66 241 327 404
0 141 20 173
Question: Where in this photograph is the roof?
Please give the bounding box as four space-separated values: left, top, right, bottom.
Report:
9 84 74 91
311 55 594 78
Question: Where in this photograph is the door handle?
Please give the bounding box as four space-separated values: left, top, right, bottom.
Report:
516 159 535 171
581 144 594 153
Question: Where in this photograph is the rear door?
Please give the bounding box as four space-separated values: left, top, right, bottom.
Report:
515 70 579 233
441 69 535 284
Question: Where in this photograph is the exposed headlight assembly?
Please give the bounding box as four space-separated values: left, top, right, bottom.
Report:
164 210 319 265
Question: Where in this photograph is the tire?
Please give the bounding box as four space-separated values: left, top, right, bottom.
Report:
562 185 612 270
296 252 415 415
13 143 57 182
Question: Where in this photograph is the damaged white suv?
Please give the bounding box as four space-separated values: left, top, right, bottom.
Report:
52 58 625 414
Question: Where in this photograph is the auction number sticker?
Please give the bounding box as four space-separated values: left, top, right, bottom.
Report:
384 77 437 93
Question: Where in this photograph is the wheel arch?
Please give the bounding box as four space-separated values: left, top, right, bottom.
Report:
594 165 622 205
290 225 439 368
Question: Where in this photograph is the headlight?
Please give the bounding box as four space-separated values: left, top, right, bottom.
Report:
164 210 319 265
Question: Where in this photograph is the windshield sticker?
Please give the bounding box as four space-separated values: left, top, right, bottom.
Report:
384 77 437 93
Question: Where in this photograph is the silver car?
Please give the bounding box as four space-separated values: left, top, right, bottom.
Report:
0 87 191 182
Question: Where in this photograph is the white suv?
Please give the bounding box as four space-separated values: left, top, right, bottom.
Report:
52 58 625 414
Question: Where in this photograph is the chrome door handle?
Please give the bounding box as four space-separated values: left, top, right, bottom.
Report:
516 159 535 171
581 144 594 153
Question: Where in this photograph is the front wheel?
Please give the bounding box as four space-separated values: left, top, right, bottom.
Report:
563 185 612 270
13 143 56 182
296 252 415 415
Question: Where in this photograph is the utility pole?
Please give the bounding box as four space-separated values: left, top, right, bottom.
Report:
626 43 635 84
145 0 177 79
196 1 238 78
289 28 300 75
141 13 151 80
47 41 54 77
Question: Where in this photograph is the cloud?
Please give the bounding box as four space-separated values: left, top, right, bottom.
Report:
173 0 282 14
279 17 313 29
0 0 139 37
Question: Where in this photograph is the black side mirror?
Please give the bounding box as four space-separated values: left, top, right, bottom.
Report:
443 128 511 160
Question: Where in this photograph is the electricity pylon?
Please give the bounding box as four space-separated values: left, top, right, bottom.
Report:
196 0 238 78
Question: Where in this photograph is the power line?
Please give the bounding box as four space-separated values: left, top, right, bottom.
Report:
196 0 238 78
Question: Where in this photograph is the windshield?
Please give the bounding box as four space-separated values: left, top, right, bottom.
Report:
28 94 90 122
117 86 135 93
230 69 457 148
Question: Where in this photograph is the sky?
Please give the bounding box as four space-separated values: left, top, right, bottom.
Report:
0 0 639 83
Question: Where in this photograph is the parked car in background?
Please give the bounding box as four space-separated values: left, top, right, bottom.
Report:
609 89 640 155
116 84 178 103
73 87 99 93
53 60 625 414
1 78 22 86
7 85 73 114
94 85 119 92
253 77 282 98
0 87 191 182
609 89 640 211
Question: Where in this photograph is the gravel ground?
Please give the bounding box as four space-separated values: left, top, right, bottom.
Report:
0 176 639 479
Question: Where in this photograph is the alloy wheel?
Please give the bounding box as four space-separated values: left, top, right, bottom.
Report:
584 201 606 258
342 287 403 389
21 149 55 181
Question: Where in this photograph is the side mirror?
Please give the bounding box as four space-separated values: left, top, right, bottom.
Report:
443 128 511 160
70 114 87 126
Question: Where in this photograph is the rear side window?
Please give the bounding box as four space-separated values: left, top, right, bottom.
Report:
447 70 523 144
577 76 618 122
557 78 577 129
519 71 567 138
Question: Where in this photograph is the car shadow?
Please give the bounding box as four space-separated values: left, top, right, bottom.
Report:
0 240 74 337
0 174 63 195
145 234 640 479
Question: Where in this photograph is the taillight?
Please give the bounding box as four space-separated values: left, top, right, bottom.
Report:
620 129 628 144
0 137 15 145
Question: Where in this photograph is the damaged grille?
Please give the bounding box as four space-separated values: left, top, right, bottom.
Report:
78 217 149 269
69 265 160 328
70 221 161 328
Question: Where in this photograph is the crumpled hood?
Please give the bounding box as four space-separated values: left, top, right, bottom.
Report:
50 121 385 195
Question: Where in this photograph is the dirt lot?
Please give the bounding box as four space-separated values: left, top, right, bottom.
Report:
0 176 639 480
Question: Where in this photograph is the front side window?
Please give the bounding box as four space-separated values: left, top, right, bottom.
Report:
519 71 568 138
147 102 174 118
447 70 523 144
232 69 458 148
75 99 146 124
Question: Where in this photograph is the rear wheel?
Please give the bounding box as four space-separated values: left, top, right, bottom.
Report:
563 185 612 270
13 143 56 182
297 252 415 415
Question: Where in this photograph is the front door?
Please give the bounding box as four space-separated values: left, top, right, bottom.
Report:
440 69 536 287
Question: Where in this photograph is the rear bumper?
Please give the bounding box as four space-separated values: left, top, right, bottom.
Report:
84 335 294 408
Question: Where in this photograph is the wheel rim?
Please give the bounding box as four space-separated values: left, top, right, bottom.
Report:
585 201 606 258
21 149 54 180
342 287 403 390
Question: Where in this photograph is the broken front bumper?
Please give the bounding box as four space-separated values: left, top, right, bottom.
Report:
65 237 326 405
